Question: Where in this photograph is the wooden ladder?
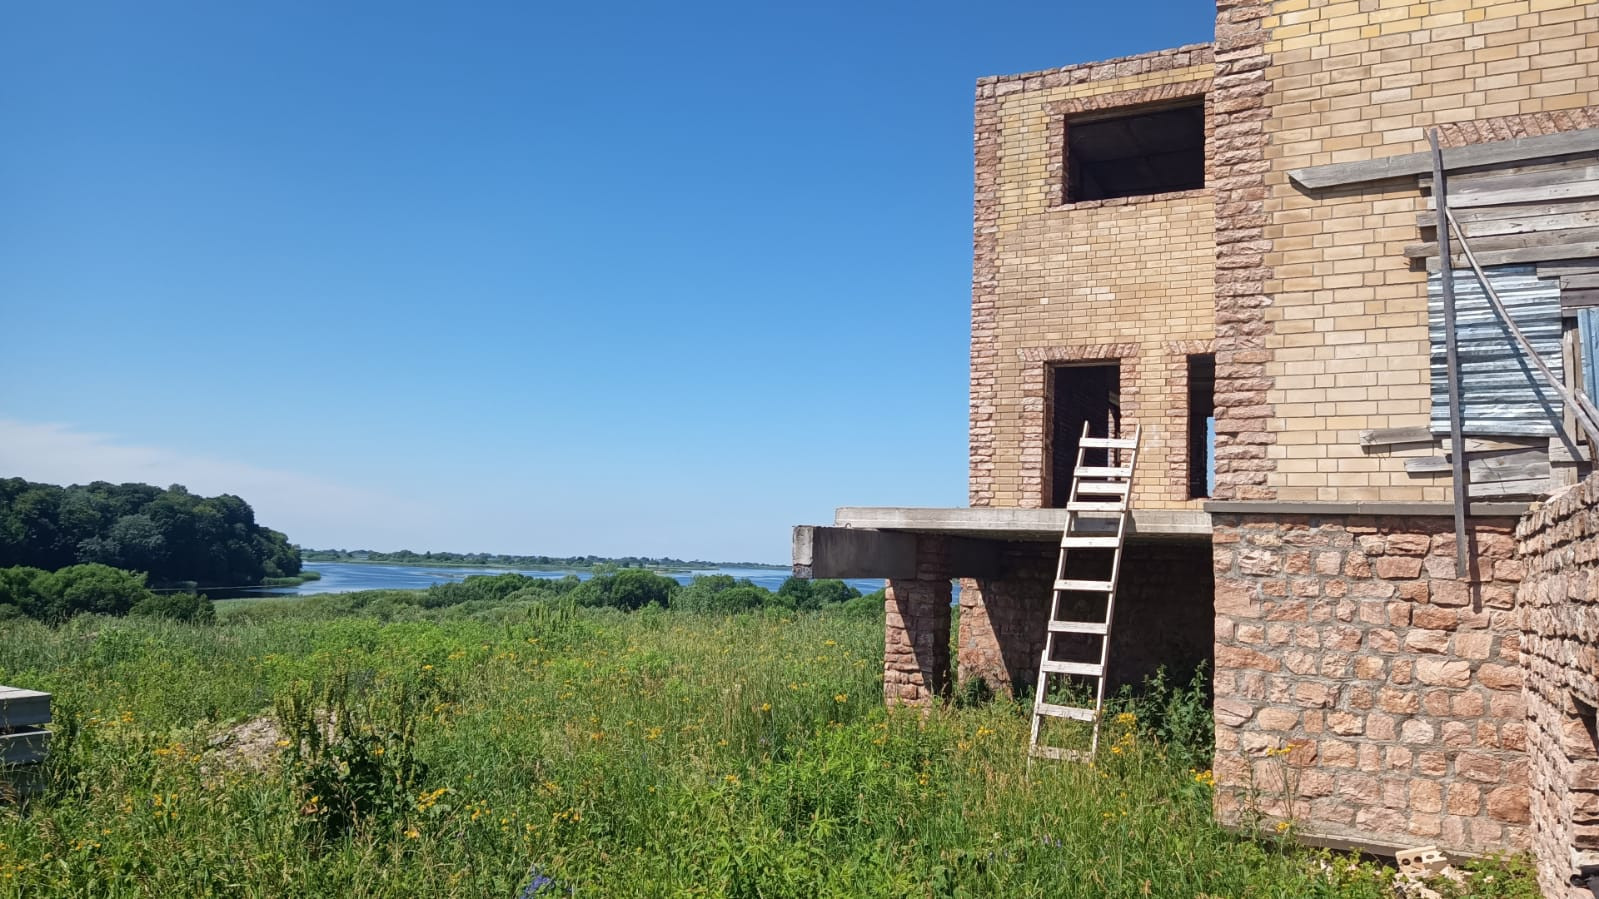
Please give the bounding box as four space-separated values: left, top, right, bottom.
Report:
1028 423 1141 763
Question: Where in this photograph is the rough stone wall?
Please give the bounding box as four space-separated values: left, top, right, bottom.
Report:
1248 0 1599 502
883 535 952 706
958 539 1214 698
1517 475 1599 899
970 45 1217 512
1212 512 1530 853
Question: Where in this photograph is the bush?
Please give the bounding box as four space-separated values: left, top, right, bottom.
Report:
571 569 678 611
31 563 154 622
130 591 216 624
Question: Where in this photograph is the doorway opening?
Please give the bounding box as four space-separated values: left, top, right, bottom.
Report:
1048 362 1122 508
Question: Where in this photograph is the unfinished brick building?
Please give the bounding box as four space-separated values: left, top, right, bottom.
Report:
795 0 1599 891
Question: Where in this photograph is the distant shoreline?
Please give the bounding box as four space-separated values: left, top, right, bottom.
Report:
299 557 790 574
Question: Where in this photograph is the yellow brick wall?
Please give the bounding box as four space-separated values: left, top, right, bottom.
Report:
1260 0 1599 501
976 56 1218 510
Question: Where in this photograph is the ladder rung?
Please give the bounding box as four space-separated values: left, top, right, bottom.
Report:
1029 745 1092 762
1034 702 1096 721
1055 578 1113 593
1040 660 1104 677
1066 501 1126 512
1078 436 1138 450
1059 536 1119 549
1076 481 1129 496
1048 619 1108 635
1074 466 1131 479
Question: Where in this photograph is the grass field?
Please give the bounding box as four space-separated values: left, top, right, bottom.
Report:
0 594 1535 897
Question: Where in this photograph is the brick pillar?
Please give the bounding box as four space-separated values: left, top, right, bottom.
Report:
883 535 952 706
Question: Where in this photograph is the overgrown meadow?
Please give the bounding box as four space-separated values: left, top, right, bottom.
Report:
0 590 1536 897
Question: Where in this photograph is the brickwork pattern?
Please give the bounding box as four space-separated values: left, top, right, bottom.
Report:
1212 0 1278 501
1256 0 1599 501
1212 513 1530 852
883 535 953 706
958 540 1214 698
969 45 1218 511
1517 475 1599 899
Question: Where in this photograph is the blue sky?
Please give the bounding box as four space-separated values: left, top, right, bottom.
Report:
0 1 1211 562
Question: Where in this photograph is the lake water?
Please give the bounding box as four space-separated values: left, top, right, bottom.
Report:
236 561 883 598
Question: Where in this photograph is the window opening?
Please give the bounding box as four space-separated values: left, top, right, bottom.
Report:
1188 354 1216 499
1048 362 1121 508
1066 101 1205 202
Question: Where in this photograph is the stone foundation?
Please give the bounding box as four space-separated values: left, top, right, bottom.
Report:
958 539 1213 698
1517 475 1599 898
1212 512 1529 852
883 535 952 706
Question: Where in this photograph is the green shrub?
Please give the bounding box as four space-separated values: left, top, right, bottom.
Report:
130 591 216 624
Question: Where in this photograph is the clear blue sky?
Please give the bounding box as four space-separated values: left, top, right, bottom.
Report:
0 1 1211 563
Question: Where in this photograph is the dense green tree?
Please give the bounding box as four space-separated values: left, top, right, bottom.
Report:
0 479 299 587
572 569 678 611
32 563 154 621
808 579 863 607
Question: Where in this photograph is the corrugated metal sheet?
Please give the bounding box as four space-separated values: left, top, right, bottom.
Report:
1429 264 1563 436
1581 307 1599 406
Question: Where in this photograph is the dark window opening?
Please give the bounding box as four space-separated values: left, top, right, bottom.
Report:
1048 362 1121 508
1066 101 1205 202
1188 354 1215 499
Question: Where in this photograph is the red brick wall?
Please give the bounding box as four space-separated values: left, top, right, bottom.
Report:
1517 475 1599 898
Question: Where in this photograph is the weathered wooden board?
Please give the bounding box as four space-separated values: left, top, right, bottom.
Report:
1405 225 1599 259
1470 476 1552 498
1443 435 1548 453
1289 128 1599 190
1562 274 1599 290
1403 447 1551 479
1424 168 1599 209
1562 289 1599 310
1550 436 1590 463
1426 241 1599 271
0 728 49 766
1359 426 1435 447
1415 199 1599 236
0 687 50 730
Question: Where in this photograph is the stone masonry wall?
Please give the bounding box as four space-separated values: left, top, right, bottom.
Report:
959 539 1214 698
1212 512 1530 853
970 45 1217 512
883 535 953 706
1252 0 1599 502
1517 475 1599 899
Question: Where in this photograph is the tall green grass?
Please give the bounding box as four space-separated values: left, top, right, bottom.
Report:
0 599 1534 897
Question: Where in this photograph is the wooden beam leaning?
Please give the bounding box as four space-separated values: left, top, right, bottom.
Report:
1289 128 1599 190
1430 131 1471 579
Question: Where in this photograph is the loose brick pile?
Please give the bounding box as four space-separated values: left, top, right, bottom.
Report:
1518 475 1599 898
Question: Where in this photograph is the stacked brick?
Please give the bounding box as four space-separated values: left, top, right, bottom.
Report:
969 46 1217 513
1517 475 1599 899
882 535 952 706
1212 513 1530 851
1249 0 1599 502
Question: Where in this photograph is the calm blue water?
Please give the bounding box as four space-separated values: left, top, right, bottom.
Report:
238 561 883 598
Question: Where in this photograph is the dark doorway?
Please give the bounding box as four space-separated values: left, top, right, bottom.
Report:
1048 362 1121 508
1188 354 1216 499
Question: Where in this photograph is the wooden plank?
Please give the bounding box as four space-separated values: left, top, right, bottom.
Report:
1550 436 1589 463
1289 128 1599 190
1426 240 1599 271
1405 450 1552 481
1415 199 1599 236
1444 436 1546 453
1405 225 1599 259
1419 158 1599 188
1470 476 1551 498
1359 426 1435 447
1539 259 1599 276
1562 274 1599 289
0 689 50 730
1562 289 1599 310
1424 169 1599 209
0 729 49 765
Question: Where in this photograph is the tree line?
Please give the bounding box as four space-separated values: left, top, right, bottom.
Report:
301 548 781 570
0 478 301 587
390 570 874 615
